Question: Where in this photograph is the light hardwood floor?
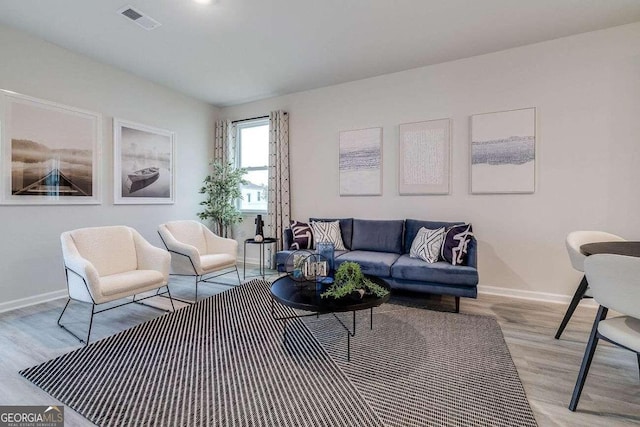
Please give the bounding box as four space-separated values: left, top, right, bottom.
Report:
0 268 638 426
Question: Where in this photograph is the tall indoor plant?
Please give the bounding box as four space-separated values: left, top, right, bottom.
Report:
197 160 248 237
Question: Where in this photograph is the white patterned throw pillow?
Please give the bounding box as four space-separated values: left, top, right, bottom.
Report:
410 227 445 263
310 220 346 250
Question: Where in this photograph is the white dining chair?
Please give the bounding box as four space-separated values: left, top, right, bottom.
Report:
569 254 640 411
555 231 625 339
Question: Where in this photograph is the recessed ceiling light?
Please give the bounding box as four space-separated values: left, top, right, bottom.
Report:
193 0 212 4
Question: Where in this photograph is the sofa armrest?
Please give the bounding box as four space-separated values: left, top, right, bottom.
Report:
283 228 293 250
466 237 478 269
158 224 202 272
132 230 170 282
203 228 238 256
60 232 101 302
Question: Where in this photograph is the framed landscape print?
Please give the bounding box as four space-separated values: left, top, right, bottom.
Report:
339 127 382 196
0 90 101 205
398 118 450 195
470 107 536 194
113 119 175 204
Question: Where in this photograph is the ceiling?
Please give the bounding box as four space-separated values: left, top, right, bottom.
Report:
1 1 640 107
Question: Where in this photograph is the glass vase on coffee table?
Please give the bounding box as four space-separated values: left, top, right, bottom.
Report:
284 251 330 289
316 241 335 284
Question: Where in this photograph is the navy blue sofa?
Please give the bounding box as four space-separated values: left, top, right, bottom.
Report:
276 218 479 312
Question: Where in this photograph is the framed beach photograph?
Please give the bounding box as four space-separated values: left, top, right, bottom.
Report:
0 90 101 205
113 119 175 204
398 118 451 195
470 107 536 194
339 127 382 196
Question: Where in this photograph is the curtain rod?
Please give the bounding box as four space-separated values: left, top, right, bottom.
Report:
231 112 287 124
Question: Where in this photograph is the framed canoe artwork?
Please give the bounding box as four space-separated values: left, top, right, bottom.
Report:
0 90 102 205
113 118 175 204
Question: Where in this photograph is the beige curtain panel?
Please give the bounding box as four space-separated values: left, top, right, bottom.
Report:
267 110 290 267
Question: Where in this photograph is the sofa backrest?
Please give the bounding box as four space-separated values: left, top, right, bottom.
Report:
404 219 465 254
351 219 404 254
164 220 207 254
309 217 354 250
68 226 137 277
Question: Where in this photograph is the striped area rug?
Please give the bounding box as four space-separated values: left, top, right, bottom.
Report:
20 280 383 427
302 304 538 427
21 279 537 427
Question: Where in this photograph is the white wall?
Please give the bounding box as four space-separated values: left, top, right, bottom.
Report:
0 25 218 307
222 22 640 298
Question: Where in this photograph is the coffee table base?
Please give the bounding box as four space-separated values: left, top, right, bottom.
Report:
271 297 374 362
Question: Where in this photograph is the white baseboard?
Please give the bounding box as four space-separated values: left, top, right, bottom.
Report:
478 285 598 307
240 256 277 269
0 283 595 315
0 289 68 314
240 257 261 266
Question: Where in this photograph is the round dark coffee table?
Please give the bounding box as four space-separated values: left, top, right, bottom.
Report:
270 275 390 361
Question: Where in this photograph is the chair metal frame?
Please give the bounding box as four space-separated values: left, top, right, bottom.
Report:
58 266 175 345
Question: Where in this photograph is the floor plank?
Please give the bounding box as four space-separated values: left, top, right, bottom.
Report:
0 268 638 426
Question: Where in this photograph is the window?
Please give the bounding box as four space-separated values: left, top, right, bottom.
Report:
236 118 269 212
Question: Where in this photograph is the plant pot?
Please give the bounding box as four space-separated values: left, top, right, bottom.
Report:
349 289 366 301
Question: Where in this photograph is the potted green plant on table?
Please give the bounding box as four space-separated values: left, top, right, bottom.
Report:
321 261 390 300
197 160 248 238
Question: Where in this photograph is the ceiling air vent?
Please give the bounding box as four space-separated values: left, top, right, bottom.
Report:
117 5 161 31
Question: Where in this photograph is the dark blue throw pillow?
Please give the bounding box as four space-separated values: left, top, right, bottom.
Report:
441 224 474 266
290 220 313 250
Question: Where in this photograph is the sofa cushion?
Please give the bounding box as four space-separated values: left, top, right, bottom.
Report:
335 250 400 277
441 224 474 266
310 220 346 250
101 270 165 297
310 218 353 250
290 220 313 250
351 219 404 254
200 253 237 272
409 227 445 263
70 226 137 277
404 219 465 254
391 254 478 286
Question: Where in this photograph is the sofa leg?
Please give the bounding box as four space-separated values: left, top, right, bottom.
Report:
455 296 460 313
235 266 242 286
85 304 95 346
57 298 71 326
166 286 176 312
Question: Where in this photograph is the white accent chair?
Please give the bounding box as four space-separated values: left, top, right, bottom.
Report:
555 231 625 339
569 254 640 411
158 220 241 302
59 226 173 344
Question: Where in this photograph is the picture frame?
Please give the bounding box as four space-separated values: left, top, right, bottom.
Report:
113 119 175 204
0 90 102 205
398 118 451 195
470 107 536 194
339 127 382 196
